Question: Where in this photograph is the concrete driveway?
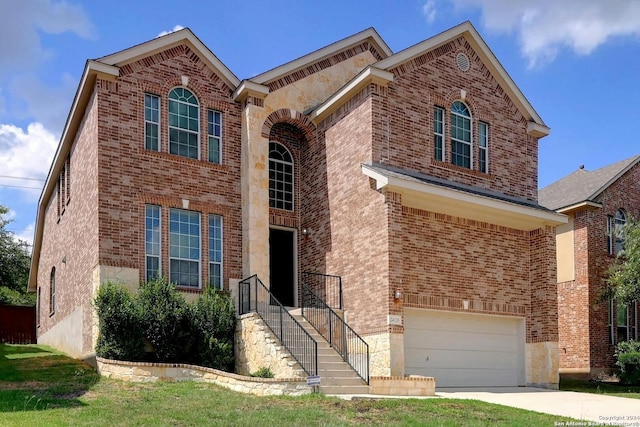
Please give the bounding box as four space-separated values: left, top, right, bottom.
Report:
437 387 640 424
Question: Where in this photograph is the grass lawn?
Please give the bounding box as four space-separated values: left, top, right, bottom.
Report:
0 344 580 427
560 378 640 399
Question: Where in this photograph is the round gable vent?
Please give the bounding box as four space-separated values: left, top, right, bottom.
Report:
456 52 470 72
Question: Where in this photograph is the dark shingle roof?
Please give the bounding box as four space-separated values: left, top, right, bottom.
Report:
539 155 640 211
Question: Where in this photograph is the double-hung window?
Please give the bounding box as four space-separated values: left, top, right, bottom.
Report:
209 215 223 289
145 205 161 281
168 88 199 159
610 300 638 343
607 209 626 256
169 209 201 288
478 121 489 173
145 94 160 151
434 106 445 162
450 101 472 169
208 110 222 163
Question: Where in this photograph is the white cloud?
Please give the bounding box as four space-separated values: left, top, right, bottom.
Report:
0 123 57 192
157 25 185 38
0 0 94 70
14 222 35 247
447 0 640 68
423 0 438 24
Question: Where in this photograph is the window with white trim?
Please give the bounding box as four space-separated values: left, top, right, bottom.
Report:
450 101 472 169
209 214 223 290
434 106 444 162
49 267 56 315
479 121 489 174
169 208 201 288
168 88 199 159
610 300 638 344
208 110 222 164
145 204 161 282
607 209 626 255
269 142 294 210
145 93 160 151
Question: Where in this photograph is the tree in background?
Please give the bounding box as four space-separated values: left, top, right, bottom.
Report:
0 204 34 306
607 216 640 305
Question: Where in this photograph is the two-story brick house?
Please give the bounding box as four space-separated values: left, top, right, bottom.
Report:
29 21 566 388
539 156 640 379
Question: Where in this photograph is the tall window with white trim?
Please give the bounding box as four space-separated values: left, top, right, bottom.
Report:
479 121 489 173
209 215 223 290
434 106 444 161
145 204 161 281
168 88 199 159
208 110 222 163
450 101 472 169
145 93 160 151
608 209 626 255
169 209 201 288
269 142 294 211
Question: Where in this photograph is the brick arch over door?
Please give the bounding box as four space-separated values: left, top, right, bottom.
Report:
261 109 316 143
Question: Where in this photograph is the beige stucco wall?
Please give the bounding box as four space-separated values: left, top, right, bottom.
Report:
526 341 559 389
38 306 84 358
556 216 575 283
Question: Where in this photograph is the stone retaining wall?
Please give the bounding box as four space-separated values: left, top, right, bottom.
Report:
369 375 436 396
96 357 312 396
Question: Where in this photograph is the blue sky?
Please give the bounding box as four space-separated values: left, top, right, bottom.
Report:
1 0 640 246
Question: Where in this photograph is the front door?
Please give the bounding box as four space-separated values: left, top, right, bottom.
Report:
269 228 295 307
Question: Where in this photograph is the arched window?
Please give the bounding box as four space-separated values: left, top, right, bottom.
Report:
608 209 627 255
49 267 56 315
450 101 472 169
168 87 199 159
269 142 294 210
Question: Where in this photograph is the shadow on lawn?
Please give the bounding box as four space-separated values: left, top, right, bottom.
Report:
0 344 100 412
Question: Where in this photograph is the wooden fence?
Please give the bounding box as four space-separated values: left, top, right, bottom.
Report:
0 305 36 344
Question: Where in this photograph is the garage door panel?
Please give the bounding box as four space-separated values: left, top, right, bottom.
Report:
404 309 524 387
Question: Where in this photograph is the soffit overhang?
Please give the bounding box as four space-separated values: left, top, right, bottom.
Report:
362 164 567 231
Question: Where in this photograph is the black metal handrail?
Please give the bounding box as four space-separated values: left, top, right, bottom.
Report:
301 281 369 384
301 272 343 310
238 275 318 377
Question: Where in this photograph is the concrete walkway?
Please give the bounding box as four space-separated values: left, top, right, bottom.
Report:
333 387 640 424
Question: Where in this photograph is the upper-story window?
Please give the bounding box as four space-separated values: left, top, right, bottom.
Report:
145 93 160 151
208 110 222 164
168 88 199 159
434 106 445 162
478 121 489 174
450 101 472 169
608 209 626 256
269 142 294 211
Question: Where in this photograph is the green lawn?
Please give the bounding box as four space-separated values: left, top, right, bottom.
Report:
560 378 640 399
0 344 580 426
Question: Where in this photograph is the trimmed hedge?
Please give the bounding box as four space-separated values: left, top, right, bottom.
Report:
94 277 235 370
615 340 640 385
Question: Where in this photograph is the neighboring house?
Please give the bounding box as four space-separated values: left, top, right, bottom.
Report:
539 156 640 379
28 21 566 388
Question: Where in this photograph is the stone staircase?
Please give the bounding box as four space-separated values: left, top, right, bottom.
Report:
287 308 369 395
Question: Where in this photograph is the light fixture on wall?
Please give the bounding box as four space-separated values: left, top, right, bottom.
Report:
394 288 403 301
301 228 309 236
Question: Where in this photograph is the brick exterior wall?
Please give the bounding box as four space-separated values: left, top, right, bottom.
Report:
37 90 100 353
94 46 243 288
559 163 640 372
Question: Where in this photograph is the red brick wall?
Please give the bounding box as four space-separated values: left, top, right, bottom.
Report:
37 89 100 353
383 36 539 201
94 44 243 289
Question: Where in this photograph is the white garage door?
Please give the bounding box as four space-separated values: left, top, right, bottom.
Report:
404 309 525 387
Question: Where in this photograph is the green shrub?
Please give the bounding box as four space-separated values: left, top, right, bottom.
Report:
137 276 193 362
0 286 36 306
94 283 145 360
251 367 274 378
614 340 640 385
191 287 235 370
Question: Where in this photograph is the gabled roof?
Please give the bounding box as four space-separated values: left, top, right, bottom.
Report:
309 21 549 137
539 155 640 212
97 28 240 89
250 27 393 85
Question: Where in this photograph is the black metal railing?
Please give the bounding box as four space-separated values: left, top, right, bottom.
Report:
238 275 318 376
301 272 343 310
301 281 369 384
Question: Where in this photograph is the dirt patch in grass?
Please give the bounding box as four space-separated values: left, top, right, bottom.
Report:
0 381 48 390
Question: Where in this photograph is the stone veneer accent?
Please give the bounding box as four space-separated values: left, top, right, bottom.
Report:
364 332 404 377
96 358 311 396
369 376 435 396
526 341 559 389
235 312 306 378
